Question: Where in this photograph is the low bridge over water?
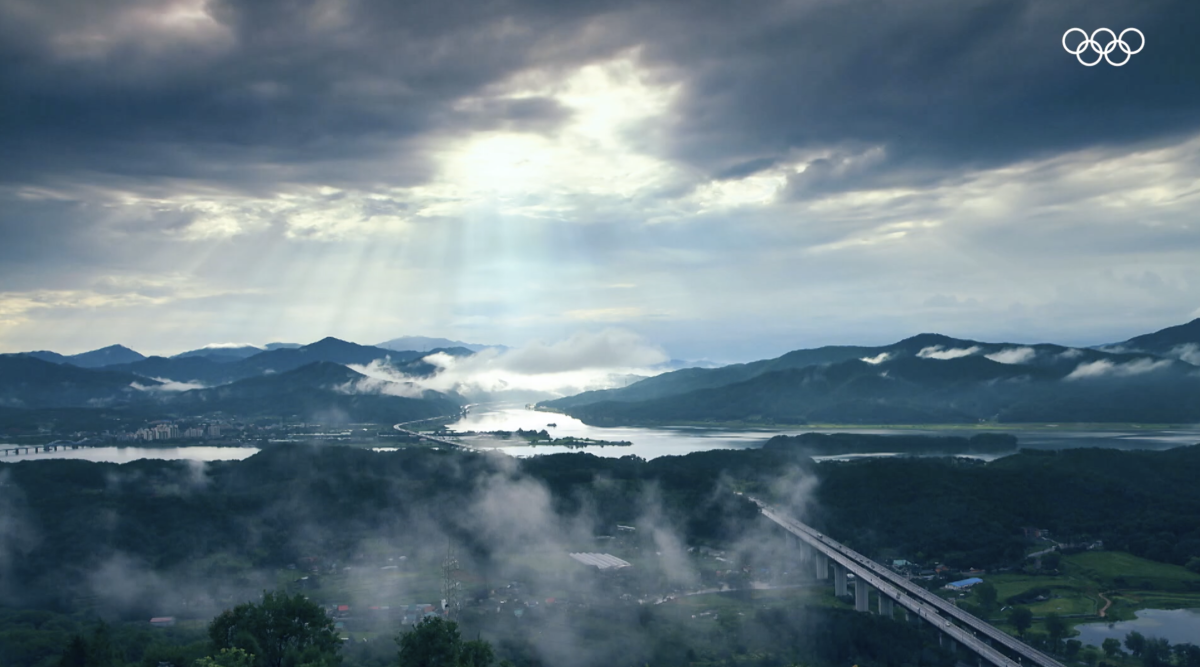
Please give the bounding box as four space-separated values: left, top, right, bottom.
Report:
392 417 472 451
1 439 102 456
752 498 1065 667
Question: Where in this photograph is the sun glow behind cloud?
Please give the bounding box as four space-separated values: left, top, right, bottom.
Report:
434 54 679 214
349 329 670 399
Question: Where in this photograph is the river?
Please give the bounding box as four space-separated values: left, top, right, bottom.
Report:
441 405 1200 460
2 405 1197 463
1075 608 1200 647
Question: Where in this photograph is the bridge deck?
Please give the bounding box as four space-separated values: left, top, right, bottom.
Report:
754 499 1065 667
392 423 472 451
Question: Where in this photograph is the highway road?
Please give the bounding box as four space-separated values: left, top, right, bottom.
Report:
752 498 1066 667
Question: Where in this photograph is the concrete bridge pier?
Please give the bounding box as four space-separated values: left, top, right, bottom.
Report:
833 563 847 596
878 594 894 618
815 552 829 580
854 579 869 612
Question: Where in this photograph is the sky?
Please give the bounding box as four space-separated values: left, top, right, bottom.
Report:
1 0 1198 362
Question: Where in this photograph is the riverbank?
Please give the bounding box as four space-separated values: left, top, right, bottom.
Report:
962 550 1200 643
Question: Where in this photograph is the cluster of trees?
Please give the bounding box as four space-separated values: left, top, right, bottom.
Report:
809 447 1200 569
4 442 1200 615
5 440 1200 666
4 589 964 667
1120 631 1200 667
763 432 1019 456
40 594 497 667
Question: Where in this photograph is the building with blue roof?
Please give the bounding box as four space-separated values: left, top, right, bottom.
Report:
946 577 984 590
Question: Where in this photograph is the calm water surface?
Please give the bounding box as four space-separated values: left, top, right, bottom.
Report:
3 405 1198 463
443 406 1200 460
1075 609 1200 647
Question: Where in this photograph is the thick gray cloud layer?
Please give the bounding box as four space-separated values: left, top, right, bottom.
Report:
1 0 1198 359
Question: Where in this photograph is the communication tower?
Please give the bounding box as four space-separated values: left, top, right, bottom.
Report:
441 541 461 619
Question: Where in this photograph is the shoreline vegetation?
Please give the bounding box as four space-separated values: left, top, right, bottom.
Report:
450 427 633 448
529 407 1196 431
762 432 1019 455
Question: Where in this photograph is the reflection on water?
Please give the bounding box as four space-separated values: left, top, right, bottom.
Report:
3 406 1198 463
0 446 259 464
448 407 770 459
445 406 1200 460
1075 609 1200 647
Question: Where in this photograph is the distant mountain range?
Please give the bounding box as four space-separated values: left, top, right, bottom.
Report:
21 344 146 368
161 361 461 423
0 355 159 408
538 319 1200 426
0 336 473 422
4 337 478 387
5 321 1200 427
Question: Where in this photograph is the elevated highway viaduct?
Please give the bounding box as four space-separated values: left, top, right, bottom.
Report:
751 498 1066 667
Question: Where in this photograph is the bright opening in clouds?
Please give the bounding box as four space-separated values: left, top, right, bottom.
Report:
350 329 669 400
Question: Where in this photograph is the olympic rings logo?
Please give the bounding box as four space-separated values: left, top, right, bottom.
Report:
1062 28 1144 66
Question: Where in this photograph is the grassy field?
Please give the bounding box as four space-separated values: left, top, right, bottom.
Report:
1067 551 1200 592
655 585 842 628
981 572 1101 617
959 550 1200 640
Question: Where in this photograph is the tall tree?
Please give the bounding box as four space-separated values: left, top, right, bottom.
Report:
1044 613 1068 650
974 582 998 611
209 591 341 667
1143 638 1172 667
56 635 89 667
1008 607 1033 637
397 617 494 667
1125 631 1146 658
1102 637 1122 659
1064 639 1082 662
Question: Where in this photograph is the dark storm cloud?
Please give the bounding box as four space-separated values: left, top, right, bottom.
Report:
625 0 1200 194
0 0 613 190
2 0 1195 195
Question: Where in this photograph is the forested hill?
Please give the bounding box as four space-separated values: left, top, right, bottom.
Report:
3 442 1199 615
539 326 1200 425
812 445 1200 569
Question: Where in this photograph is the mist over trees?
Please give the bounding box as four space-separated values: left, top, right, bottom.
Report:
3 442 1200 667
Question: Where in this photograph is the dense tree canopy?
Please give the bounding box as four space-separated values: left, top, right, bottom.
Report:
396 617 493 667
209 592 341 667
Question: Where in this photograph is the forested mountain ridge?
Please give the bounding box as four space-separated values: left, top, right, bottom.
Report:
540 324 1200 425
0 356 161 408
159 361 464 422
1110 317 1200 360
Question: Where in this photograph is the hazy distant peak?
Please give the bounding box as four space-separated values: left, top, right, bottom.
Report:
377 335 502 353
302 337 380 353
174 344 264 360
264 342 302 350
279 360 368 383
20 350 71 364
67 344 146 368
